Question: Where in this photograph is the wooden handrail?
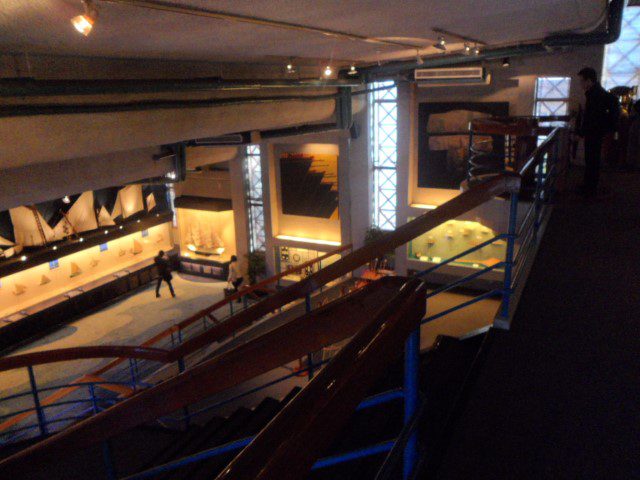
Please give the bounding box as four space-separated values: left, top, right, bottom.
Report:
0 244 351 373
0 174 516 375
0 346 168 372
214 279 427 480
518 127 562 176
0 173 520 471
171 173 519 359
175 243 352 330
0 277 407 475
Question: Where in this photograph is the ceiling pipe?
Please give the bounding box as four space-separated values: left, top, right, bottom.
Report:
543 0 624 47
343 0 625 81
0 92 340 118
0 77 362 98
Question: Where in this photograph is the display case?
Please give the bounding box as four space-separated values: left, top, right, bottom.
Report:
176 199 236 263
275 245 341 282
407 219 506 270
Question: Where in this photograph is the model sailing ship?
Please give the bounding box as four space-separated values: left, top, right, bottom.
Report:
186 223 225 256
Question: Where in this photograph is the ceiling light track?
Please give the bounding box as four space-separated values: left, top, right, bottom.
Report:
99 0 423 49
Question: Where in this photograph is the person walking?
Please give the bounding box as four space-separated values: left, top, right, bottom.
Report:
577 67 620 197
227 255 244 303
154 250 176 298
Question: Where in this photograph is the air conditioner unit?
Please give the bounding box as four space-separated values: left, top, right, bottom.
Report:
414 67 490 86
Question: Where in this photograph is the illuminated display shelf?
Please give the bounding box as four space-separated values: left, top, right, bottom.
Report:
0 211 173 279
407 218 506 271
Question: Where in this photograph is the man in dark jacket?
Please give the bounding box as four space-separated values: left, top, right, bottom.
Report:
577 67 620 196
154 250 176 298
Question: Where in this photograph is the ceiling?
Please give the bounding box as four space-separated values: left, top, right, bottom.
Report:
0 0 607 68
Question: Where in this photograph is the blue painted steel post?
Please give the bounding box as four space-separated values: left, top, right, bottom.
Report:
534 159 544 234
27 366 47 437
129 358 137 390
500 193 519 320
403 328 420 479
305 293 314 380
102 440 116 480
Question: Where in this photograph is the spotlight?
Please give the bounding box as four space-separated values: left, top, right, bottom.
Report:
79 237 84 242
52 245 58 251
62 195 71 204
165 171 177 180
71 0 97 36
348 64 358 75
119 225 124 230
104 230 109 234
136 219 141 223
473 46 481 56
20 255 27 262
285 59 296 74
323 65 333 77
463 43 471 56
434 36 446 51
502 57 511 68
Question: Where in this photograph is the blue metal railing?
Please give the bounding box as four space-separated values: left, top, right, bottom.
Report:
0 128 564 479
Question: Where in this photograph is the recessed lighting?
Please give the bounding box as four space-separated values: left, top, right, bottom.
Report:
286 59 296 74
474 46 481 56
20 255 27 262
119 225 124 230
348 64 358 75
79 237 84 242
165 171 177 180
52 245 58 251
71 0 97 36
62 195 71 204
136 219 141 223
434 36 446 51
502 57 511 68
463 43 471 55
104 230 109 234
323 65 333 77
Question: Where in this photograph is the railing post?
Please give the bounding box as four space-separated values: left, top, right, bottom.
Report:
305 293 314 380
27 365 47 437
500 192 519 322
534 159 544 233
403 327 420 480
129 358 137 390
102 440 116 480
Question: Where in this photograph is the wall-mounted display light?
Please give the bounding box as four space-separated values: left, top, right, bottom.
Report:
71 0 97 36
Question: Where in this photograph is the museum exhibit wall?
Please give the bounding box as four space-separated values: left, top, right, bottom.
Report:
0 222 173 319
261 133 352 278
409 46 604 209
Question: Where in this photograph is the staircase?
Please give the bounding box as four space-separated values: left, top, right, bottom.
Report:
0 331 488 480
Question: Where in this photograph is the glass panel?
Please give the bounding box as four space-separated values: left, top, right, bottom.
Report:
244 145 266 252
603 6 640 89
370 81 398 230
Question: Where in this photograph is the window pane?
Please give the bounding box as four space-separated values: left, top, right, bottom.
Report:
603 6 640 89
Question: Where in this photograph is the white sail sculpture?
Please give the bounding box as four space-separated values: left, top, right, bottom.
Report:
53 191 98 240
111 185 144 219
10 206 56 246
146 193 157 212
97 206 116 227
